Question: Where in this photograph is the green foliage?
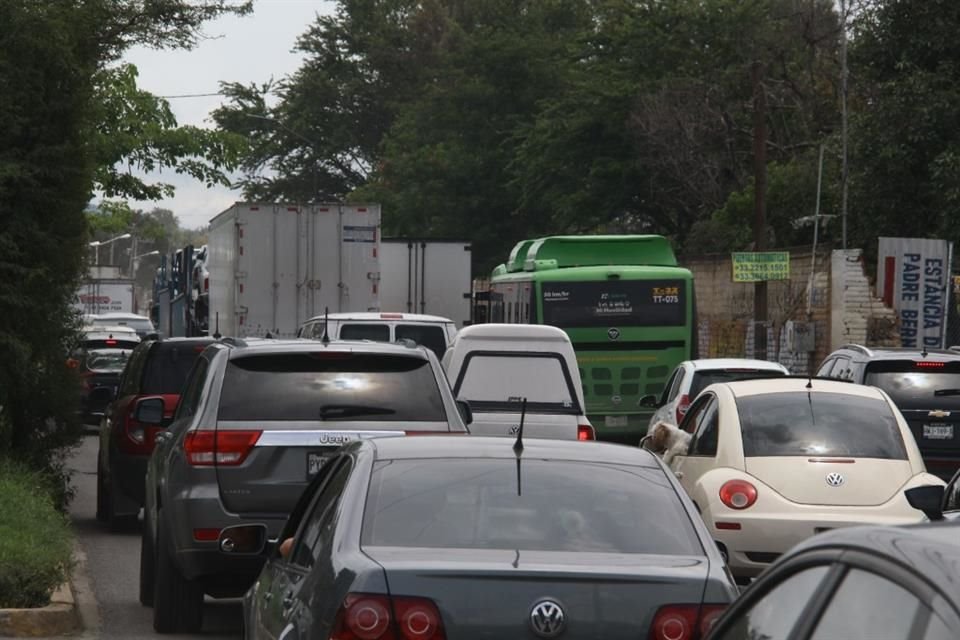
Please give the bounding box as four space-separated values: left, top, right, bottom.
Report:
92 64 249 201
0 459 74 608
847 0 960 254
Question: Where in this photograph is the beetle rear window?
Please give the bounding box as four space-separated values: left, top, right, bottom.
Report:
735 392 907 459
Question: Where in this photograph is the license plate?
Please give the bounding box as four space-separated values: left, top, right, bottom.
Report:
923 424 954 440
605 415 629 428
307 452 329 478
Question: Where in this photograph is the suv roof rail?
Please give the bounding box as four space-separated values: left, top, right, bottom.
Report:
840 344 873 357
218 336 248 348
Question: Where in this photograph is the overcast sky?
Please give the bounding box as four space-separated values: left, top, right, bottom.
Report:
114 0 335 229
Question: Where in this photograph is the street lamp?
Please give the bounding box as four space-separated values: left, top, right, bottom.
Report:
245 113 319 201
130 250 160 278
88 233 131 265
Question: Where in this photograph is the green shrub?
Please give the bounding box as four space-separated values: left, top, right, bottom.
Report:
0 459 74 608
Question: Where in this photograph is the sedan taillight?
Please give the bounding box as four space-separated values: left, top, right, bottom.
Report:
649 604 727 640
330 593 446 640
183 430 261 466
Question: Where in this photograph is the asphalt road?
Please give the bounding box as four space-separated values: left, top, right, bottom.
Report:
67 433 243 639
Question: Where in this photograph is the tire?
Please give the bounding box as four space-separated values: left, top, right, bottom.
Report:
139 523 155 607
152 512 204 633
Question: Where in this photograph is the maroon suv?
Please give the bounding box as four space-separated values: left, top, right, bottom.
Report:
96 337 214 530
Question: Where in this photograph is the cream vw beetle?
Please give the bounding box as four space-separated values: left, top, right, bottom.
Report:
667 377 943 581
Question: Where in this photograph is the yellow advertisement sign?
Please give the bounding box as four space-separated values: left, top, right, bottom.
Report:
731 251 790 282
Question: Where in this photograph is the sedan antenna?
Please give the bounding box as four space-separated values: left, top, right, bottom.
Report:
321 307 330 345
514 398 527 497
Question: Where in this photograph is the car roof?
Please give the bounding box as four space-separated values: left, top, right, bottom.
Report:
220 338 431 358
787 523 960 596
687 358 788 372
452 323 571 342
719 376 886 398
364 435 662 467
92 312 152 321
303 312 454 323
836 346 960 361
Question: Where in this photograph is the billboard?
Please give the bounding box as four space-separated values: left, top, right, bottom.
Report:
877 237 954 349
731 251 791 282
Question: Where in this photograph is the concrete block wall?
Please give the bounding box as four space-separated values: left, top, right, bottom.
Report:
829 249 900 350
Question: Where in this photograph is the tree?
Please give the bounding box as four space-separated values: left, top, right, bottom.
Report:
847 0 960 255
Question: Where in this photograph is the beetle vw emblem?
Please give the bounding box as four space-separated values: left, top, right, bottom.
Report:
825 472 845 487
607 327 621 341
529 600 566 638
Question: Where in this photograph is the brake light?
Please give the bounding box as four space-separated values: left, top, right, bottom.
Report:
649 604 726 640
380 313 404 319
577 423 595 441
331 593 446 640
675 394 691 424
105 339 118 345
183 430 261 466
915 361 945 369
719 480 758 510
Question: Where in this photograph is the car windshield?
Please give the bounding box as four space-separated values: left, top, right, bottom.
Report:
143 343 210 395
689 368 786 397
865 360 960 409
362 459 702 555
218 353 446 422
453 353 579 413
85 349 130 372
735 391 907 459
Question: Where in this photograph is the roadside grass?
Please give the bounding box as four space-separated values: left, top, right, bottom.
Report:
0 458 73 608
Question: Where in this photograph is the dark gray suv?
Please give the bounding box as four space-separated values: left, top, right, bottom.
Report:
138 338 470 633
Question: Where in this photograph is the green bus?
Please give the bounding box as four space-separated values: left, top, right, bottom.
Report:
488 235 696 443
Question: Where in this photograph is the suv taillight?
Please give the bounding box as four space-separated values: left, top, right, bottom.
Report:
331 593 446 640
118 411 159 455
183 430 261 466
649 604 727 640
675 394 691 424
577 423 595 441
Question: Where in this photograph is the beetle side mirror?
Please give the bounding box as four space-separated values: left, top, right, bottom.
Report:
639 395 660 409
456 399 473 426
905 485 945 521
134 397 165 426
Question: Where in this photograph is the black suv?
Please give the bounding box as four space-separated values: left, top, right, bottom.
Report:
817 345 960 480
139 338 471 633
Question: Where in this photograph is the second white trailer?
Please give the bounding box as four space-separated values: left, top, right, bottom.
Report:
380 238 472 327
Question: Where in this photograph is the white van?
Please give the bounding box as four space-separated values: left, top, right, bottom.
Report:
296 312 458 358
441 324 594 440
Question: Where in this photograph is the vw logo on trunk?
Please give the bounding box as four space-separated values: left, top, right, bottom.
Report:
529 600 566 638
825 472 845 487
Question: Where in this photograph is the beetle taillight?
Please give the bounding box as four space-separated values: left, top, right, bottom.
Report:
719 479 758 510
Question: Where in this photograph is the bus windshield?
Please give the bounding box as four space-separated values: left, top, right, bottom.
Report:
540 280 686 328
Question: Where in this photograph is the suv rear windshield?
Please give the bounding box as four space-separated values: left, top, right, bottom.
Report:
362 459 701 555
85 349 131 372
454 353 579 413
690 368 786 397
864 360 960 409
735 392 907 459
143 343 210 395
218 353 446 422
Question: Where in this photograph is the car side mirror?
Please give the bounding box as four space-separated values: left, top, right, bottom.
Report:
456 399 473 426
134 397 165 426
639 395 660 409
218 524 269 555
905 485 945 521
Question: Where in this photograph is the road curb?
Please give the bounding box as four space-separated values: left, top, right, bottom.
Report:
0 541 98 638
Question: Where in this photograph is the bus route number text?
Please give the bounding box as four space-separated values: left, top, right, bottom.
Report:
651 286 680 304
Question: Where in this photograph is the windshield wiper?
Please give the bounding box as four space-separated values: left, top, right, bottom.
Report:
318 404 396 419
934 389 960 397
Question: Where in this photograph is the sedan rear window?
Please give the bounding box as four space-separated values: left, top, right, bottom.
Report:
362 459 702 555
218 353 446 422
689 369 786 398
735 392 907 459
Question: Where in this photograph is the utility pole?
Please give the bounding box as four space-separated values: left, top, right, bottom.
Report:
752 61 768 360
840 0 849 250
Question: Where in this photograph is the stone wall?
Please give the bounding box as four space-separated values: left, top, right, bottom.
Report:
830 249 900 350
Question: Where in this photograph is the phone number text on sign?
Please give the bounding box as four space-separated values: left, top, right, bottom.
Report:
731 252 791 282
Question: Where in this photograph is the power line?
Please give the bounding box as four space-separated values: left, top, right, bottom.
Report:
158 92 225 99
